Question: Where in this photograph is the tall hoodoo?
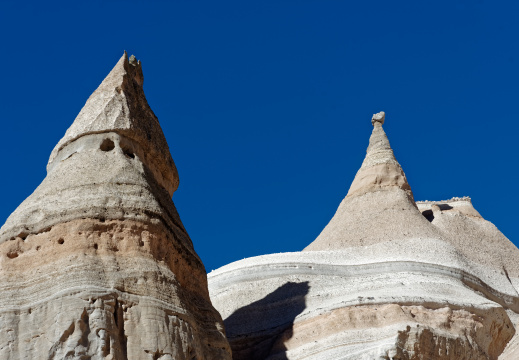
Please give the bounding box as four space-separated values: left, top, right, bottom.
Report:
304 112 441 251
0 53 231 359
348 111 411 198
208 112 519 360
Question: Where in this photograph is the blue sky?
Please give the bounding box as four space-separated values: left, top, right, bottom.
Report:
1 1 518 271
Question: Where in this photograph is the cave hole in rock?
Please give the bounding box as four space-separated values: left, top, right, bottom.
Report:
422 210 434 222
57 238 64 245
7 252 19 259
123 148 135 159
100 138 115 152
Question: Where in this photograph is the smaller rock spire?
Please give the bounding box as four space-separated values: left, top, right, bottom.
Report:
359 111 398 171
303 112 443 251
348 111 410 198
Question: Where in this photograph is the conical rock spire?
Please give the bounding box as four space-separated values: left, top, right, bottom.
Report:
48 52 178 195
347 111 412 199
304 112 441 251
207 112 519 359
0 53 184 246
0 54 231 359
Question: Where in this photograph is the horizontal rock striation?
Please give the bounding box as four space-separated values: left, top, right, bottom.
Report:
208 112 519 360
0 53 231 360
209 240 517 359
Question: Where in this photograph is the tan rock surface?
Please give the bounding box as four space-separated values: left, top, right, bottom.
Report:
417 198 519 281
276 304 512 360
303 111 442 251
0 53 231 360
208 112 519 360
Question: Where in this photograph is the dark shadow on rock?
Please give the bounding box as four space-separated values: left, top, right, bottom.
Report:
438 204 453 211
422 209 434 222
422 204 454 223
224 281 310 360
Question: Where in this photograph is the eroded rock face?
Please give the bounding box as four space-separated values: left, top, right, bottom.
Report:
0 53 231 360
208 113 519 360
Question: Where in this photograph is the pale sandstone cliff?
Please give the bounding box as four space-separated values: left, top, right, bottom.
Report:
208 112 519 360
0 53 231 360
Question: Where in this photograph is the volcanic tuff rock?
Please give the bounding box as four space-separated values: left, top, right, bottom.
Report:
208 112 519 360
0 53 231 360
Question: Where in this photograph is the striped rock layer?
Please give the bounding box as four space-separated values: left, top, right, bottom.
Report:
208 112 519 360
0 53 231 360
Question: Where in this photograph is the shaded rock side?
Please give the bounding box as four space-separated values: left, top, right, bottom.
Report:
209 243 517 360
208 112 519 360
0 54 231 360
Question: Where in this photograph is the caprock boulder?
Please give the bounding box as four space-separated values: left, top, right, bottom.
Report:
0 53 231 360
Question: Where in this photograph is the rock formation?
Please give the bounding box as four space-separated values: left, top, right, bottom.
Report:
0 53 231 360
208 112 519 360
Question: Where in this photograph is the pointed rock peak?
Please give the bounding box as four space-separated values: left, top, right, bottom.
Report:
91 51 143 91
47 52 178 195
347 112 413 199
360 111 398 170
122 52 144 86
303 112 441 251
0 55 232 359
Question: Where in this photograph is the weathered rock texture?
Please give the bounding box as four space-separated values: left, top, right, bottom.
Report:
208 112 519 360
0 53 231 360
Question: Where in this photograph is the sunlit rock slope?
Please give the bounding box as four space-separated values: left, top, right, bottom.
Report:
0 53 231 360
209 112 519 360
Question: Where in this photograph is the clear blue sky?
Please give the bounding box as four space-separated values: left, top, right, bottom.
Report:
1 1 518 271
